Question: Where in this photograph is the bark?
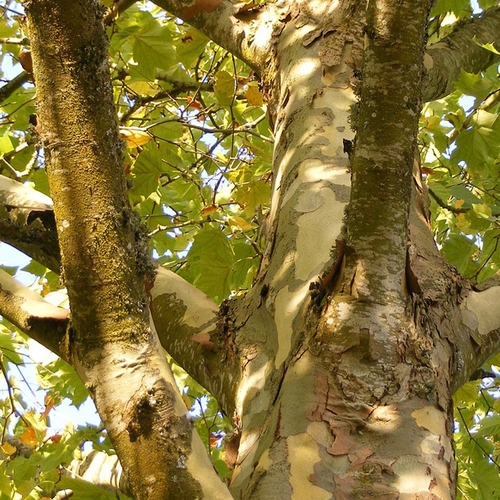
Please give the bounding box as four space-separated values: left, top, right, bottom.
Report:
24 1 232 499
150 0 276 71
0 267 68 357
0 174 60 272
2 1 500 500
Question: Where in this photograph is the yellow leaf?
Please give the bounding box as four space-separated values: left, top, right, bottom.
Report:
119 127 152 148
455 214 471 233
20 427 38 446
228 215 254 232
246 82 264 106
201 205 219 217
472 203 492 219
1 442 17 456
182 393 192 409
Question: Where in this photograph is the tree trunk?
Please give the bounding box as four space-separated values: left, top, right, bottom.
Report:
24 1 232 499
224 1 457 498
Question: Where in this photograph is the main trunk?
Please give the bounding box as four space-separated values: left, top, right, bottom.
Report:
25 1 233 499
229 1 456 498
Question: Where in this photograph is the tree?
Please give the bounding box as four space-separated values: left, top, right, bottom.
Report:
1 0 500 498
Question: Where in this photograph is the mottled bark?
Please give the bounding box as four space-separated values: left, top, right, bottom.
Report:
228 1 454 498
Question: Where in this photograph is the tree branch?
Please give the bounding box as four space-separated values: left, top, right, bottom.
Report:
0 174 238 415
0 268 69 358
408 163 500 393
458 285 500 387
0 71 30 104
0 175 60 272
424 7 500 101
151 0 277 72
152 267 239 416
103 0 138 25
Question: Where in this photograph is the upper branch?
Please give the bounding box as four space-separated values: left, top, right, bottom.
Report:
424 7 500 101
0 175 60 273
151 0 276 72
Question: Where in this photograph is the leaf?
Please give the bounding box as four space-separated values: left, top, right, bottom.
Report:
233 177 270 217
474 38 500 55
18 51 33 76
1 442 17 456
36 359 89 407
186 226 234 301
452 111 500 171
441 234 476 276
133 19 176 79
176 27 209 68
449 185 481 206
454 70 496 101
19 427 38 447
246 82 264 106
214 70 236 106
0 134 14 155
471 203 492 220
201 205 219 217
0 328 24 365
119 127 152 148
227 215 254 232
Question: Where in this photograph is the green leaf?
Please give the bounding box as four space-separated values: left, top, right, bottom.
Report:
452 112 500 171
186 225 234 302
441 234 476 276
479 42 500 55
36 358 89 407
214 70 235 107
475 415 500 437
454 71 496 101
0 326 24 365
449 185 481 206
430 0 471 16
176 27 208 68
133 19 176 79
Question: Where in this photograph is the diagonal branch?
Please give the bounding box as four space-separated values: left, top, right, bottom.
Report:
0 71 30 103
424 7 500 101
151 0 277 72
0 268 69 358
0 175 60 272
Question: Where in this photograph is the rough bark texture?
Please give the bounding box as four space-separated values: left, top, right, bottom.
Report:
2 0 500 499
24 1 232 499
